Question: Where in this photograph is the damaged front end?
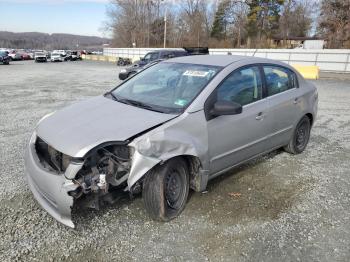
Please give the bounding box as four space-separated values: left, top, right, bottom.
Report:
67 142 133 210
25 133 135 228
25 110 208 228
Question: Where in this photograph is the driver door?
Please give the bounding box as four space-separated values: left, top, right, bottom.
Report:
207 65 271 175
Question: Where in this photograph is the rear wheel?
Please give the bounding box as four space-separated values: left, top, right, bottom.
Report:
143 157 189 221
284 116 311 154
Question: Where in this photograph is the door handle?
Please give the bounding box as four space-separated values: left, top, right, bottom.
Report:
255 112 264 120
293 98 300 104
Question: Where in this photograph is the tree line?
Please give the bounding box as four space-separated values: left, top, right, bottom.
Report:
0 31 110 50
107 0 350 49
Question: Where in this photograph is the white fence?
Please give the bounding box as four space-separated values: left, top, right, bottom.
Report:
103 48 350 73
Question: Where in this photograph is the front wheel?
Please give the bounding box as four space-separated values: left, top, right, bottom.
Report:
284 116 311 154
143 157 189 221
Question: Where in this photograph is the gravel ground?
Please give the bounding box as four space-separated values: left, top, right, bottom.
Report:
0 60 349 262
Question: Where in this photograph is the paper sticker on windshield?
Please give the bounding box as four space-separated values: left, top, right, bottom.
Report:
183 70 209 77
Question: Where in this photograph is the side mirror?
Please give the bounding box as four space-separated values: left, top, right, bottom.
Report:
140 57 145 61
210 100 242 117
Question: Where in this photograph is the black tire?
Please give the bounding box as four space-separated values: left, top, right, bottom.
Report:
284 115 311 154
143 157 189 221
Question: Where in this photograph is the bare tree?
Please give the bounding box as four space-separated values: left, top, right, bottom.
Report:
106 0 165 47
105 0 322 49
178 0 212 46
226 1 249 47
278 0 313 43
318 0 350 48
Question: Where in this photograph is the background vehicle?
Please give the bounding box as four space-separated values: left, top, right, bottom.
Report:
34 52 47 62
51 52 65 62
118 47 208 80
20 52 32 60
8 51 22 61
26 50 35 60
117 57 131 66
70 51 81 61
0 50 10 65
25 55 317 227
65 51 72 61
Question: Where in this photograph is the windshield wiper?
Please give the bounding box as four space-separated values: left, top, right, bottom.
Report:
105 91 118 101
118 98 165 113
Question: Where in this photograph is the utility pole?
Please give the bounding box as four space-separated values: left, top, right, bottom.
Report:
163 7 167 48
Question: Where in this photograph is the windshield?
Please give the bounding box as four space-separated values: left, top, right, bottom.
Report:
0 51 7 56
35 52 44 56
112 62 221 114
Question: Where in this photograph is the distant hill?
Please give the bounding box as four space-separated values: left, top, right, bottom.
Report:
0 31 111 50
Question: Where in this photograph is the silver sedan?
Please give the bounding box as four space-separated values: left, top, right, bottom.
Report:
25 55 318 227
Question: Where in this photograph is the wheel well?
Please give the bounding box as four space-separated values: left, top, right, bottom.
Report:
305 113 313 126
181 155 203 191
182 155 201 173
138 155 203 192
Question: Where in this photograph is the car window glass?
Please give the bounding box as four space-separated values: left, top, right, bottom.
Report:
144 53 158 62
113 63 221 113
290 71 298 88
217 66 262 106
179 51 188 57
160 52 171 58
263 66 294 96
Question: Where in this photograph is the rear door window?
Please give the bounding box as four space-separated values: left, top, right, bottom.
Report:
263 66 297 96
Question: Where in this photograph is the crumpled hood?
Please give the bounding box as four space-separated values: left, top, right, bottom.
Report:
36 96 176 157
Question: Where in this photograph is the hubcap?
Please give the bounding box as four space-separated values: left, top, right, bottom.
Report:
296 122 308 150
165 171 182 209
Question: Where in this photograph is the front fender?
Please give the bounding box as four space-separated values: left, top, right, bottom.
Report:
127 111 209 190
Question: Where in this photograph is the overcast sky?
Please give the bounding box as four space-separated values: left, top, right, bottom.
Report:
0 0 110 37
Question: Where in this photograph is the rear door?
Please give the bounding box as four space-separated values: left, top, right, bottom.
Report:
262 65 302 148
207 65 272 175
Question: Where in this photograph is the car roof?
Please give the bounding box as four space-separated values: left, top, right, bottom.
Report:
164 55 274 67
147 49 184 53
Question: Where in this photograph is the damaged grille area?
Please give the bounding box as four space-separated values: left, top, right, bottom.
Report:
68 144 132 208
35 136 71 173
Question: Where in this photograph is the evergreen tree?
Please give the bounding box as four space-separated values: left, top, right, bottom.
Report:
210 0 231 40
247 0 284 44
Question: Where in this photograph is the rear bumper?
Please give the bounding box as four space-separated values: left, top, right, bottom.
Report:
24 132 79 228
